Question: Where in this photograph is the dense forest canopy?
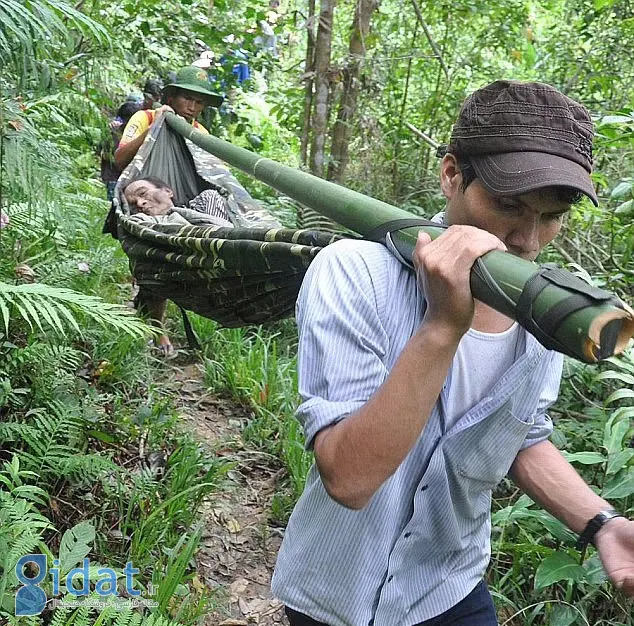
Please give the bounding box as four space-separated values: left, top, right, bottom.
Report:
1 1 633 625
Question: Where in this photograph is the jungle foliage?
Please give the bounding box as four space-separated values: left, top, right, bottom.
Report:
1 0 633 625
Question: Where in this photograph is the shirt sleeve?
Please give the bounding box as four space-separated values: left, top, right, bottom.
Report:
295 241 390 449
118 110 152 147
520 351 563 450
188 189 232 226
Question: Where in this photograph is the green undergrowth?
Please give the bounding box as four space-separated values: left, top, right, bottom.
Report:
191 314 311 523
1 223 229 625
1 88 229 626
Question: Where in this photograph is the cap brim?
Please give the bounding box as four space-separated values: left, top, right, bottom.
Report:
471 152 598 206
164 84 223 108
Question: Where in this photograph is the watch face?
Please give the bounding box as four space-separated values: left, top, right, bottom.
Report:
599 509 620 521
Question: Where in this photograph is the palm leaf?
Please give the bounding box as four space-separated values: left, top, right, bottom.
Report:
40 0 109 45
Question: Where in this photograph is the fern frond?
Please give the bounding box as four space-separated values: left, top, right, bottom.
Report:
0 282 150 338
42 246 123 289
73 599 92 626
39 258 90 288
48 399 84 442
113 607 135 626
0 420 35 443
47 345 84 372
18 406 83 476
13 402 117 485
2 344 84 401
49 604 72 626
0 0 109 78
2 202 52 240
5 531 42 577
58 454 118 483
0 457 49 506
0 492 52 532
127 612 143 626
0 129 65 198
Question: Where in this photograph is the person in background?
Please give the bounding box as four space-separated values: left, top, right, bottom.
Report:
142 78 163 110
100 100 142 201
223 48 250 86
254 0 281 57
125 92 144 106
114 66 223 171
272 80 634 625
254 20 277 56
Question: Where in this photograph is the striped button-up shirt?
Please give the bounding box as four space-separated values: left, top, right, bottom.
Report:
272 239 563 626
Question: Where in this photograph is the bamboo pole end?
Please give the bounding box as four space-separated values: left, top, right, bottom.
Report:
585 300 634 362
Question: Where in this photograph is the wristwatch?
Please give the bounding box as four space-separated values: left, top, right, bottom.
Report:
575 509 624 551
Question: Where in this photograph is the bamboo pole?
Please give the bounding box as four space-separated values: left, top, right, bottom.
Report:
165 114 634 363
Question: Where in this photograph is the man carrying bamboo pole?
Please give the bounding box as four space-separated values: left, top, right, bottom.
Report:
114 66 223 171
272 81 634 625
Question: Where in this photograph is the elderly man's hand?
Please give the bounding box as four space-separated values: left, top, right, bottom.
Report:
595 516 634 596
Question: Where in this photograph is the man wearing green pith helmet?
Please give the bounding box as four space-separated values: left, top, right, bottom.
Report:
114 65 223 171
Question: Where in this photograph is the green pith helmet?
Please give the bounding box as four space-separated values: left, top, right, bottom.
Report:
163 66 223 108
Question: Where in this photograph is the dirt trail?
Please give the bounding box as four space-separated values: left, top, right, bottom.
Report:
170 363 288 626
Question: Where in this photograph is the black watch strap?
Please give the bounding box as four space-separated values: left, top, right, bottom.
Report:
575 509 624 551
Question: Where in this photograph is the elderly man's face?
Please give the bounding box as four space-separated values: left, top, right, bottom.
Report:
124 180 174 216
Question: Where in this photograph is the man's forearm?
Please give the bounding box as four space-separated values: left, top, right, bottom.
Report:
510 440 611 533
114 132 147 171
314 320 459 509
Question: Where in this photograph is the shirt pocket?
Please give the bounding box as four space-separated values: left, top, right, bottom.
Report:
446 406 534 520
459 408 534 484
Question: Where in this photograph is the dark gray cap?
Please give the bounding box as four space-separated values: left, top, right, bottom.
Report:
449 80 598 205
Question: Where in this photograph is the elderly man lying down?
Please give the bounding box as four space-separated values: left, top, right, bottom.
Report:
122 176 234 355
123 176 234 227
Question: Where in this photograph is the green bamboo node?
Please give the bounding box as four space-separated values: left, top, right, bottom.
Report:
165 113 634 364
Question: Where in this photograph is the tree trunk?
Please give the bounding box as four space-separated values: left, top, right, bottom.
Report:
391 21 417 198
299 0 316 167
309 0 336 178
327 0 379 183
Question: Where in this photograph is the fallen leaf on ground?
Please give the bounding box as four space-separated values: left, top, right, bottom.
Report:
229 578 249 599
224 517 242 533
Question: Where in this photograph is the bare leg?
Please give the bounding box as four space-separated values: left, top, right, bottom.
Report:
135 288 174 356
